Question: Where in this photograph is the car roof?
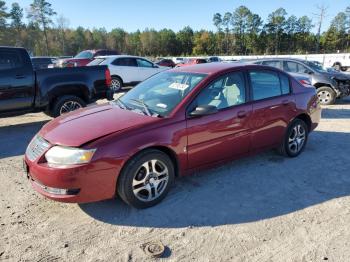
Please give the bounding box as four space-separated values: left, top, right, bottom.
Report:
171 62 251 74
252 57 309 63
94 55 149 59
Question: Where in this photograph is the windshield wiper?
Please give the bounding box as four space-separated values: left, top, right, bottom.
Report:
115 99 130 110
129 99 152 116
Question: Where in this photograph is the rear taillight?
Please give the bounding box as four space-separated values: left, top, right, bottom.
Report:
299 79 312 86
105 69 112 87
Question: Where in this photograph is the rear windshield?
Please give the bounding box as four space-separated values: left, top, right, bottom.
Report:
88 58 106 66
75 51 93 59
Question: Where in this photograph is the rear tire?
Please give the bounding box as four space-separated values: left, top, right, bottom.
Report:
279 119 308 158
111 76 123 92
317 86 336 105
50 95 86 117
117 149 175 209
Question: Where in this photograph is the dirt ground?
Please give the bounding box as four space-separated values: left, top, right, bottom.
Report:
1 97 350 262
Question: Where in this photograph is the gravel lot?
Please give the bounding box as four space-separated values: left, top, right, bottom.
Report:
1 97 350 262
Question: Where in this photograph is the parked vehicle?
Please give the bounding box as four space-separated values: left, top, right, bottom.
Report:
24 63 321 208
176 58 207 67
156 58 176 68
31 56 57 70
207 56 221 62
0 47 114 117
57 49 119 67
88 55 168 92
248 58 350 105
173 57 184 65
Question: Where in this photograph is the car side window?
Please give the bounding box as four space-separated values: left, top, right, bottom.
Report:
0 51 23 71
137 59 154 68
249 71 282 100
113 58 137 67
194 72 246 110
280 74 291 95
262 60 281 69
284 61 309 74
283 61 298 73
296 63 309 74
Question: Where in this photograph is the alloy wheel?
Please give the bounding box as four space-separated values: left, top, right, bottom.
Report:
59 101 82 115
111 79 121 92
288 124 306 154
132 159 169 202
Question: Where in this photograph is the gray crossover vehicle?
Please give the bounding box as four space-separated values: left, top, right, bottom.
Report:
248 58 350 105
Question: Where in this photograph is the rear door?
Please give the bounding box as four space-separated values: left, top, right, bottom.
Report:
110 57 139 84
0 49 35 113
186 71 252 168
248 70 296 150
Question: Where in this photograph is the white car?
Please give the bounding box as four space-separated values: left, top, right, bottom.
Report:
88 55 168 92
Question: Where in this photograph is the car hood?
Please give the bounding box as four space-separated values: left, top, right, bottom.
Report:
323 71 350 81
40 103 159 147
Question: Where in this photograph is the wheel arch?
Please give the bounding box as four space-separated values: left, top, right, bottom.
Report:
111 75 123 85
120 145 180 179
47 84 90 109
295 113 312 132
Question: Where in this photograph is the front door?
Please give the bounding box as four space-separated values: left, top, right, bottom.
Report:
0 49 35 113
186 71 252 169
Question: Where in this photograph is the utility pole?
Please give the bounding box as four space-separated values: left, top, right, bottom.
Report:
314 5 328 53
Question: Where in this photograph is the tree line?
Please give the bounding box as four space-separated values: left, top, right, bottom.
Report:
0 0 350 57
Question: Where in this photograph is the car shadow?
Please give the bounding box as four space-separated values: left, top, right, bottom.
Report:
79 130 350 228
0 120 49 159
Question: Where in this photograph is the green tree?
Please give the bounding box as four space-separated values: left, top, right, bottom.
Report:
27 0 56 55
10 2 24 46
222 12 232 53
0 1 9 43
176 26 194 55
231 5 252 54
265 8 287 54
56 15 69 54
246 13 262 54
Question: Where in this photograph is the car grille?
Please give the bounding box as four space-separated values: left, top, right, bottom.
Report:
25 135 51 162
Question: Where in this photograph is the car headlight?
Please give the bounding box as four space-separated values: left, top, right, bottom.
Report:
45 146 96 166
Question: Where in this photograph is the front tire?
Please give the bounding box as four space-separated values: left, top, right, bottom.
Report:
279 119 308 157
117 150 175 209
317 86 336 105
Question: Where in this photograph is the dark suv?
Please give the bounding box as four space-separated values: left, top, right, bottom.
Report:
250 58 350 105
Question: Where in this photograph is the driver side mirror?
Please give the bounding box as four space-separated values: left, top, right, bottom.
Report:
189 105 218 117
153 64 159 68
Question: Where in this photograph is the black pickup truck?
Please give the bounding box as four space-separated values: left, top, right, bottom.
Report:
0 47 114 117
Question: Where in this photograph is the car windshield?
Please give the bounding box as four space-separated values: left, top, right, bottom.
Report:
305 61 327 73
75 51 93 59
88 58 105 66
116 71 207 117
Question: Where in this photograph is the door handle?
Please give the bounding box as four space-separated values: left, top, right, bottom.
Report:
237 111 247 118
15 75 25 79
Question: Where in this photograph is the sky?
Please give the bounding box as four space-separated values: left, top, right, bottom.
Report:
7 0 350 33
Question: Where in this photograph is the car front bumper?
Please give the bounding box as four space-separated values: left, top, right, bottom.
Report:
24 155 123 203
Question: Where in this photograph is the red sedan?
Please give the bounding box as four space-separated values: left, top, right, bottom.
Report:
176 58 207 67
60 49 119 67
24 63 321 208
